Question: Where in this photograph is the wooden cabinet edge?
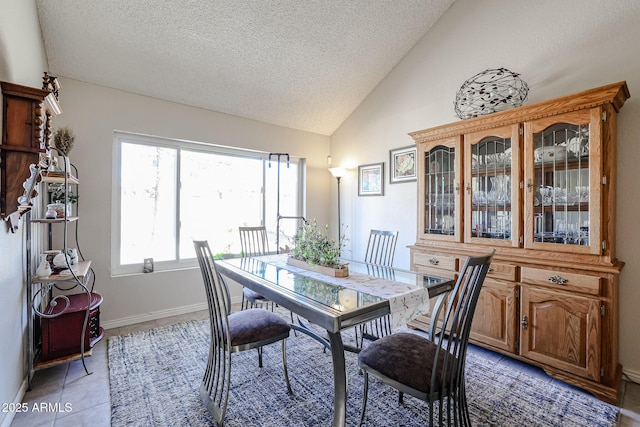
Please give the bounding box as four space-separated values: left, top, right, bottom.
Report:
1 80 62 229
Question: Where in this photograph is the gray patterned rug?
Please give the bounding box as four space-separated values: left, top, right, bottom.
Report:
108 318 618 426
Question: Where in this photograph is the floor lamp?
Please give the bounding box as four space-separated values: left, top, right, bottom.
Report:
328 168 346 253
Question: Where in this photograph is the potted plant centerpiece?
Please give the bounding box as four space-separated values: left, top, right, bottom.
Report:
288 219 348 277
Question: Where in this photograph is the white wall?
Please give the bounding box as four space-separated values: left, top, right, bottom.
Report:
0 1 49 425
0 1 330 418
330 0 640 377
53 78 331 326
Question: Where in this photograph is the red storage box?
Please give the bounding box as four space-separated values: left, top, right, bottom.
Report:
40 292 104 362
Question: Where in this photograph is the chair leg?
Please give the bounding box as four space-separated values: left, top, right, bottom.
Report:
359 372 369 426
257 347 263 368
398 391 404 404
281 339 293 395
428 400 434 427
290 311 298 337
459 381 471 427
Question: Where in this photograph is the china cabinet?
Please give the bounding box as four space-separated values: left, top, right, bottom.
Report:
408 81 629 403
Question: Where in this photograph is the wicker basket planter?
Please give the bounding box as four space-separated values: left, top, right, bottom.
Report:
286 257 349 278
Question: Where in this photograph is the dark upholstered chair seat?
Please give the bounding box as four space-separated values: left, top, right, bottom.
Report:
194 239 293 426
358 332 454 393
226 309 290 347
356 251 494 426
243 287 267 302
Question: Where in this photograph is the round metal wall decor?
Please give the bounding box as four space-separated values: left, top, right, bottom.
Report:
454 68 529 119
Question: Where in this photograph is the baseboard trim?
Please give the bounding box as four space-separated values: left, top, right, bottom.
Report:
101 296 242 330
1 379 27 427
622 366 640 384
102 302 208 329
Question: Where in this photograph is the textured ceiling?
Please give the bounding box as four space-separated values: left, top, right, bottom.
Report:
36 0 454 135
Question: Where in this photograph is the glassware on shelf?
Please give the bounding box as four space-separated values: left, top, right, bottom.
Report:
576 186 589 202
472 190 487 205
442 215 454 234
553 187 567 203
539 186 553 205
487 176 510 203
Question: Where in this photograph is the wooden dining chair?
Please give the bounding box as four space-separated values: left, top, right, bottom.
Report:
238 226 272 310
357 250 494 426
193 240 292 427
357 229 399 347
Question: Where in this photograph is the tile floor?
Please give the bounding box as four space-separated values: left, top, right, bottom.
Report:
10 308 640 426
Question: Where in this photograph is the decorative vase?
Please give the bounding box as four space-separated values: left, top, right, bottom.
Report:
45 205 57 219
287 257 349 278
488 176 510 203
36 254 52 277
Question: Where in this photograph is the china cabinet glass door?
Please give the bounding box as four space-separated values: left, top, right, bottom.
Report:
464 125 521 247
418 136 461 242
524 110 601 254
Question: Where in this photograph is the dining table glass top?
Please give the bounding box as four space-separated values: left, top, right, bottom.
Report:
221 255 453 316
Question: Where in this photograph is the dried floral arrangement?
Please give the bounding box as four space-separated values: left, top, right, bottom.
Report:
53 126 75 156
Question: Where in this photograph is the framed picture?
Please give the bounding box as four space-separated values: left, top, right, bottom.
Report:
358 162 384 196
389 145 417 183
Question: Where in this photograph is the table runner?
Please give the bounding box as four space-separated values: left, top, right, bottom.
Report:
258 255 431 329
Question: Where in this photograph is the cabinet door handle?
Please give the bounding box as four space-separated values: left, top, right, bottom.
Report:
521 315 528 330
429 257 439 265
455 182 460 195
465 183 471 194
526 179 533 192
547 275 568 285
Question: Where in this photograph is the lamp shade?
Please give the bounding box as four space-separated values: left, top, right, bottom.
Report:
328 167 347 178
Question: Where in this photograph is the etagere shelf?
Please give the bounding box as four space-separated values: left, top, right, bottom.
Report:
25 167 102 389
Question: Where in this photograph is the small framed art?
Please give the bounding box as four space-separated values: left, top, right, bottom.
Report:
358 162 384 196
389 145 417 183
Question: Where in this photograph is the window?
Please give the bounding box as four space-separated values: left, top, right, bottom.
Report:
112 132 305 275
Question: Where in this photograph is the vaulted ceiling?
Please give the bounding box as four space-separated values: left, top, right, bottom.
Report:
36 0 454 135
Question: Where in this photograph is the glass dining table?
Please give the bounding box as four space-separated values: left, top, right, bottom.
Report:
215 254 455 427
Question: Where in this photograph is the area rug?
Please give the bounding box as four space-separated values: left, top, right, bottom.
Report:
108 318 618 426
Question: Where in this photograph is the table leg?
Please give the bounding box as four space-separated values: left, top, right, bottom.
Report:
327 331 347 427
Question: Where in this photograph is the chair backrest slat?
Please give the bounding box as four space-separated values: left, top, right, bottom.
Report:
430 250 494 399
193 240 233 420
239 226 269 257
364 229 399 267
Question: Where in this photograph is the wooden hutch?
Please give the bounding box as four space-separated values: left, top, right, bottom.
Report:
408 81 629 404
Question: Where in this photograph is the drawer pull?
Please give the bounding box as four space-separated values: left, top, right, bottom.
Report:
429 257 439 265
521 315 528 330
548 275 568 285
